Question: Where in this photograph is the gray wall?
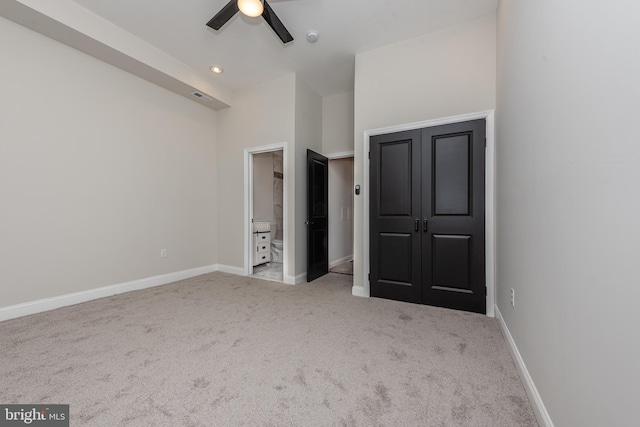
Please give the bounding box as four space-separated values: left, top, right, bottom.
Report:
252 152 275 222
0 17 219 308
496 1 640 425
353 14 497 294
216 74 296 278
322 92 354 155
217 74 322 281
294 77 323 277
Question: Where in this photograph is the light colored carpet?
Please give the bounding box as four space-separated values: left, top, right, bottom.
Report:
0 272 537 426
330 260 353 275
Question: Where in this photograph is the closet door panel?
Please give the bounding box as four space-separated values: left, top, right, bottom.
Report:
421 120 486 314
370 130 422 304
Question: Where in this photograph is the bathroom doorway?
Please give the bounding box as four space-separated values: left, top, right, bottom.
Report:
247 148 285 282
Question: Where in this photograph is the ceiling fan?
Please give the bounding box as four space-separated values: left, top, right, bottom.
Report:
207 0 294 44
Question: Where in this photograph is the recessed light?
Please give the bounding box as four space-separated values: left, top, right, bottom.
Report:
210 65 224 74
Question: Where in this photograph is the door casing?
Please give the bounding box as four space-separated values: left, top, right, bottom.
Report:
244 143 290 283
357 110 496 317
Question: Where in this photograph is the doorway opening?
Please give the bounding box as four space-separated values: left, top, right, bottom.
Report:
245 144 287 283
328 156 354 277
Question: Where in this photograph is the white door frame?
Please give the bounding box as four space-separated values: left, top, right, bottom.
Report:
244 143 288 281
326 153 355 272
359 110 496 317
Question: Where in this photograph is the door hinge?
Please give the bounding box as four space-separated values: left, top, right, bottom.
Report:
368 151 371 159
368 273 371 281
485 286 487 296
484 137 487 147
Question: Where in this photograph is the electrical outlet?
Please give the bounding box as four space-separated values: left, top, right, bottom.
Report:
161 249 167 258
510 288 515 307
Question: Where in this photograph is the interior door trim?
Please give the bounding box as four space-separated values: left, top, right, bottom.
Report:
243 142 291 283
357 110 496 317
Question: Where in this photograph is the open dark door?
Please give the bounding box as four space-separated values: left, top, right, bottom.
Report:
307 150 329 282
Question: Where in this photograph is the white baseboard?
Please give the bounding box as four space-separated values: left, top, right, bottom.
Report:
213 262 299 285
495 306 554 427
352 285 368 298
283 273 305 285
295 273 306 284
215 264 246 276
0 265 217 322
329 255 353 270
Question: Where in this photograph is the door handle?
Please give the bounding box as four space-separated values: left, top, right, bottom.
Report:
414 219 419 232
423 219 428 233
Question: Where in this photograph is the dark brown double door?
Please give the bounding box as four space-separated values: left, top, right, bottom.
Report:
370 120 486 314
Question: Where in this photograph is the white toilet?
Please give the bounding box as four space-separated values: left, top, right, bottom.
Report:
270 223 283 263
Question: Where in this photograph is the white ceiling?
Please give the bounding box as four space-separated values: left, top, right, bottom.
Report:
70 0 498 97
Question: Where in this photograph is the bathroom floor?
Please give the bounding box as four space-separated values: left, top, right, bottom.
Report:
252 263 283 282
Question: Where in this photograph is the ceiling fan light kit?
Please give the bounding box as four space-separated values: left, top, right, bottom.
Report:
207 0 294 44
237 0 263 18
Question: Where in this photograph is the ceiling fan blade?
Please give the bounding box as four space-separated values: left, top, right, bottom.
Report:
262 0 294 44
206 0 239 30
